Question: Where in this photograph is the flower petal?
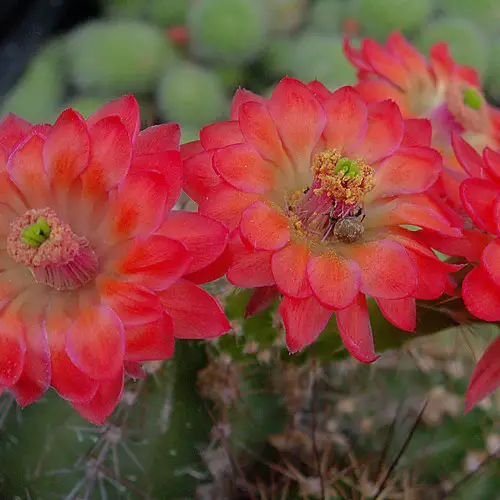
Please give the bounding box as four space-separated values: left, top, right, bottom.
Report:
44 109 90 190
157 212 228 275
180 139 204 161
336 294 379 363
307 253 361 309
87 95 140 142
238 101 291 168
272 242 312 298
110 235 190 291
230 88 267 120
72 368 124 425
0 172 27 215
199 182 260 231
227 231 275 287
213 143 276 194
81 116 132 195
240 201 290 251
102 171 167 243
183 150 220 203
376 297 416 332
279 295 332 353
451 133 484 178
369 147 441 199
97 276 163 326
0 315 25 386
183 244 231 285
125 313 175 362
463 266 500 321
401 119 432 147
200 121 244 150
465 336 500 413
483 147 500 182
321 86 367 153
7 133 51 208
158 279 231 339
354 101 404 163
134 123 180 155
131 150 182 212
460 178 499 234
482 239 500 287
268 77 326 170
66 305 125 380
349 239 416 299
0 114 32 154
355 80 406 111
386 32 428 75
245 286 280 317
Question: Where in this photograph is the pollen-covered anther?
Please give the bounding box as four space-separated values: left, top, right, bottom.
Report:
311 150 374 205
7 207 99 290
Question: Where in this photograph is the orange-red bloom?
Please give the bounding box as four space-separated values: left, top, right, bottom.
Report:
0 96 230 424
183 77 461 362
344 32 500 209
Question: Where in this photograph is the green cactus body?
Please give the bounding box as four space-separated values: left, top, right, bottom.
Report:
66 20 175 93
260 0 309 35
157 61 228 127
1 41 65 124
188 0 268 65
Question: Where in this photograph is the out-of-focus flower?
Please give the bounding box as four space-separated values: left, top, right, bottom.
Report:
465 336 500 413
0 96 230 424
182 77 461 362
344 32 500 208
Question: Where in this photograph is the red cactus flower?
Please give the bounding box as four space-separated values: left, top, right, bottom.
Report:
0 96 230 425
465 335 500 413
344 32 500 209
182 77 461 362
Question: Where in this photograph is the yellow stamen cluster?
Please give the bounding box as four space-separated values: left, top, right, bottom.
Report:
312 150 374 205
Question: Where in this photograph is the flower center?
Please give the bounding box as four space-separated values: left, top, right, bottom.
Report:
462 87 482 110
7 208 99 291
286 150 374 244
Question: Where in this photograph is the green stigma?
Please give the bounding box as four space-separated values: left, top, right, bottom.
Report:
21 218 51 247
463 87 482 110
335 157 359 177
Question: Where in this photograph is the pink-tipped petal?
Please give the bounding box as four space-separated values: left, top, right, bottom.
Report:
157 212 228 275
272 243 312 298
183 150 220 203
180 140 204 161
240 201 290 251
354 101 404 163
376 297 416 332
245 286 280 317
355 80 406 111
483 148 500 182
87 95 140 142
268 77 326 170
72 368 124 425
463 266 500 321
44 109 90 189
279 295 332 353
369 147 441 199
307 80 332 101
0 316 25 386
482 239 500 286
307 253 361 309
238 101 291 168
451 133 484 178
134 123 180 155
350 239 417 299
230 88 267 120
401 119 432 147
7 134 51 208
66 305 125 380
321 86 367 153
131 150 182 212
460 178 499 234
110 235 191 291
200 121 244 150
386 32 428 75
184 245 231 285
125 313 174 362
103 171 167 243
227 231 274 287
465 336 500 413
158 279 231 339
81 116 132 195
213 143 276 194
336 294 379 363
0 172 28 215
97 276 163 326
0 114 32 153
